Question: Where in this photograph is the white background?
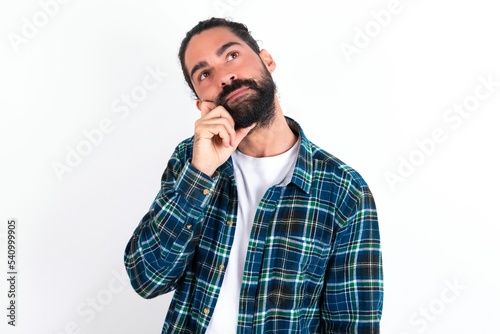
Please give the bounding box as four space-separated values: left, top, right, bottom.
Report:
1 0 499 333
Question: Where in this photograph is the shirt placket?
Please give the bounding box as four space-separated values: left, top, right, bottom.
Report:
199 174 239 330
237 186 282 334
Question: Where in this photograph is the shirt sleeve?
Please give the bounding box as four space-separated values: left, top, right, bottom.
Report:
123 147 218 299
321 184 384 333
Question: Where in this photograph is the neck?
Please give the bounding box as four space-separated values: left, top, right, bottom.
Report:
237 97 297 158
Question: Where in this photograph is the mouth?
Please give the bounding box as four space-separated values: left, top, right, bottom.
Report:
225 87 250 102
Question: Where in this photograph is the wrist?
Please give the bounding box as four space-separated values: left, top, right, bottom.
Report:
190 159 216 178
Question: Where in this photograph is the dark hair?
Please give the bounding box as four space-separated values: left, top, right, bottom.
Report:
178 17 261 97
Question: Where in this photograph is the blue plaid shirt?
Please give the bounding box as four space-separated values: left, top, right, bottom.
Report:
124 118 383 333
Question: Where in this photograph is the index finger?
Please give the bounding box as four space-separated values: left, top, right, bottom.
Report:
198 100 217 117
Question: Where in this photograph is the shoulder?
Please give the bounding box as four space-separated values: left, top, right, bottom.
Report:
309 142 370 193
306 141 377 228
290 117 370 195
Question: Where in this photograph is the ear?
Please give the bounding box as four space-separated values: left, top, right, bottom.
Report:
196 99 202 111
259 49 276 73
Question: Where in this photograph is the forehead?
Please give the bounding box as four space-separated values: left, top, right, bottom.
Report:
184 27 247 70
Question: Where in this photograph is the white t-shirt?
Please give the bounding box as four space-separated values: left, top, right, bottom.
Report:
206 138 300 333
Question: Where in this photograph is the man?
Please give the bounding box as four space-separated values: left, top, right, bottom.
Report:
124 17 383 333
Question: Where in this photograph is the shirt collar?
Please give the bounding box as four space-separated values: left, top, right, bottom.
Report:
286 117 313 194
218 117 313 195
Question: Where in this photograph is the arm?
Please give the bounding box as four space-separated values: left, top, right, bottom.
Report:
321 185 383 333
124 103 253 299
124 145 217 299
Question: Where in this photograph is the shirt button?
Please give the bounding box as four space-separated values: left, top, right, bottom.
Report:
226 220 234 227
203 189 210 195
219 264 225 271
186 224 192 230
204 308 210 315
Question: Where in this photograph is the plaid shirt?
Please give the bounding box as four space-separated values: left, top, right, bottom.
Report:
124 118 383 333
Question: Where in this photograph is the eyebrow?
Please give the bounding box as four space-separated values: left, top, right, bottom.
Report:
189 41 243 80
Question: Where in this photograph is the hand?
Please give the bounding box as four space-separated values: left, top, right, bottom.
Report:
191 101 255 177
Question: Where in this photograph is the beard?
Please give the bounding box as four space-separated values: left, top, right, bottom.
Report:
215 69 276 130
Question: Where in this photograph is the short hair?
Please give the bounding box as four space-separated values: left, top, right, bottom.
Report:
178 17 261 97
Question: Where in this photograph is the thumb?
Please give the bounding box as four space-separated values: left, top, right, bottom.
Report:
233 123 256 147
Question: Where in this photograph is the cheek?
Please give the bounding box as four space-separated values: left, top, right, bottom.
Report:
196 85 220 102
238 58 260 76
242 61 270 82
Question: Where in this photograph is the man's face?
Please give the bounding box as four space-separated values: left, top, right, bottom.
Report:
184 27 276 129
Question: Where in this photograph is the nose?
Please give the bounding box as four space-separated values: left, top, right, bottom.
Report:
219 71 236 87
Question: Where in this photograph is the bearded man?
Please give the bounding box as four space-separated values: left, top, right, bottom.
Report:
124 17 384 334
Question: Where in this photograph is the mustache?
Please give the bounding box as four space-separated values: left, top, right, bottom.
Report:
215 79 260 106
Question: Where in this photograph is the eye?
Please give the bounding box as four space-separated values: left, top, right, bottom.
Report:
227 51 239 61
199 71 209 81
